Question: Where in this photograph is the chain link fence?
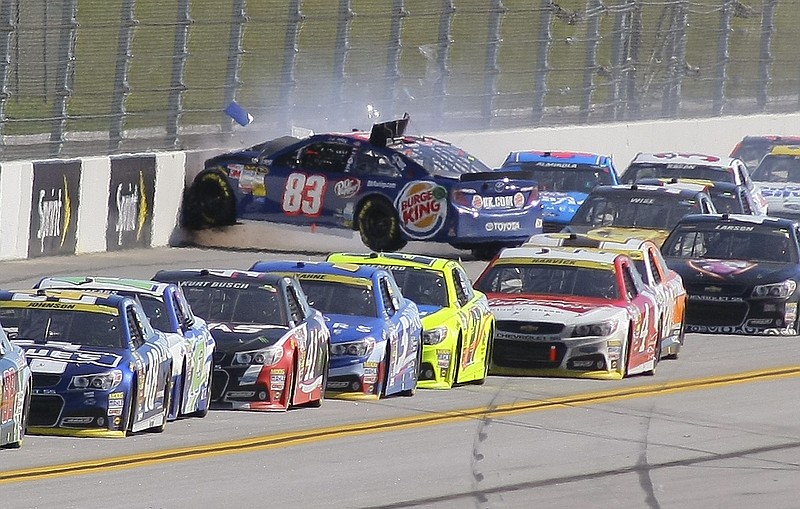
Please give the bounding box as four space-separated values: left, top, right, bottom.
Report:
0 0 794 160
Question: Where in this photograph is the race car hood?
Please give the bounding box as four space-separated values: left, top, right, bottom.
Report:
325 316 385 344
13 340 127 372
487 295 624 323
666 258 797 288
416 303 445 319
539 191 587 224
205 322 290 353
565 226 670 246
755 182 800 218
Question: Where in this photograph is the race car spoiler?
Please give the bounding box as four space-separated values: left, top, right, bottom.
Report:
459 169 538 182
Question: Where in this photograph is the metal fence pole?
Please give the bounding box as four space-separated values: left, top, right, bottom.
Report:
432 0 454 128
223 0 247 134
0 0 16 153
109 0 136 153
758 0 776 111
713 0 733 115
482 0 505 128
532 0 554 123
279 0 303 130
625 0 642 119
385 0 405 117
661 1 688 118
580 0 603 122
332 0 353 124
166 0 191 148
49 0 77 157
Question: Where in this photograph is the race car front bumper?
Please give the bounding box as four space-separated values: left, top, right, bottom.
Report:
685 295 798 335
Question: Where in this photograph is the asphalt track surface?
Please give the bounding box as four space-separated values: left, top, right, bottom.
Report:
1 229 799 509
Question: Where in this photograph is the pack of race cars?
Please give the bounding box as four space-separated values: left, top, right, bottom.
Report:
3 125 800 448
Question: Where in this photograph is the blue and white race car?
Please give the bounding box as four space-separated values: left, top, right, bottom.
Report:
182 115 543 259
1 289 173 437
35 277 216 419
250 261 422 399
0 327 31 448
500 150 620 232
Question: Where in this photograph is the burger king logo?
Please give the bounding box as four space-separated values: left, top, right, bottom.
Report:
395 181 448 239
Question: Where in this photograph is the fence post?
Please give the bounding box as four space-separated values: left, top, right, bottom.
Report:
713 0 733 115
223 0 247 134
109 0 136 153
279 0 303 131
0 0 16 154
580 0 603 122
758 0 776 111
166 0 191 148
532 0 554 123
431 0 455 128
482 0 505 128
661 0 688 118
385 0 406 118
49 0 77 157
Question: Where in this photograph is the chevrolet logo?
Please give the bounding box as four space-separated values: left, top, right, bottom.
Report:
520 324 539 333
704 286 723 293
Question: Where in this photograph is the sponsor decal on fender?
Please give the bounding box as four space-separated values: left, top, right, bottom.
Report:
394 181 448 239
334 177 361 198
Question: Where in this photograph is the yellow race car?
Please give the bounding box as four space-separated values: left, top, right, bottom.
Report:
327 252 494 389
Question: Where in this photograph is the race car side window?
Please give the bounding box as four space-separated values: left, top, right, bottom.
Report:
126 306 146 349
621 264 640 300
295 142 353 173
349 148 401 178
172 289 194 330
646 250 663 284
379 278 397 317
740 189 753 214
452 267 473 307
286 285 306 325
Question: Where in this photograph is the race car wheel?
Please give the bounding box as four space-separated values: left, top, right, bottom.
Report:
190 364 214 418
182 168 236 230
357 198 407 252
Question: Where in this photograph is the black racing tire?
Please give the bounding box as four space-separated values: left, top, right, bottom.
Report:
7 381 31 449
357 198 407 252
182 169 236 230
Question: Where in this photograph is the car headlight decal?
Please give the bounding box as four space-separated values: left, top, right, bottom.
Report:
571 320 618 337
422 326 448 345
70 369 123 391
751 279 796 299
233 345 284 366
331 337 376 357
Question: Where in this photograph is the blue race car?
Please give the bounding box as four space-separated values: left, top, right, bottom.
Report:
0 289 173 437
250 261 422 399
183 115 543 259
152 269 330 411
34 277 216 419
500 150 620 233
0 326 31 448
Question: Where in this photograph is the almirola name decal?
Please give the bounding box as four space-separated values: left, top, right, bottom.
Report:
395 181 448 239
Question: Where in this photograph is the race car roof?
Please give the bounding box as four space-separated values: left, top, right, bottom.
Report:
250 260 387 281
36 276 172 297
502 150 613 167
495 245 622 266
525 232 650 252
153 268 288 286
630 152 737 168
0 288 127 314
326 252 452 272
589 183 707 199
675 213 798 228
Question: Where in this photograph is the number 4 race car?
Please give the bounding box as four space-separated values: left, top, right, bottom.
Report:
182 115 543 259
326 252 494 389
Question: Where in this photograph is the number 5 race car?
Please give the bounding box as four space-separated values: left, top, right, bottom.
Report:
182 115 543 259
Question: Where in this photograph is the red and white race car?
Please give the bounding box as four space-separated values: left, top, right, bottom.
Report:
474 246 660 379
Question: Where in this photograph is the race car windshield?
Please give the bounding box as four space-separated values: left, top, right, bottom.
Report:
296 280 378 317
5 308 125 348
181 286 287 326
750 156 800 183
571 194 701 229
709 191 747 214
388 268 448 308
663 226 798 263
510 164 614 192
476 265 619 299
394 141 490 177
623 164 733 184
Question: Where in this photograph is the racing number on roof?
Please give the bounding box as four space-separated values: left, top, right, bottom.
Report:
282 173 327 217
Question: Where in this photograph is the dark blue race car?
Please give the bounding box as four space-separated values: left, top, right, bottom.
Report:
500 150 619 233
183 115 543 259
250 261 422 399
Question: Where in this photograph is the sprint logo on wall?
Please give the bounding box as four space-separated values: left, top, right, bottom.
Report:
28 161 80 258
107 156 155 250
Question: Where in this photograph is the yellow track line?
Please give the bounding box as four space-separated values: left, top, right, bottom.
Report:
3 365 799 484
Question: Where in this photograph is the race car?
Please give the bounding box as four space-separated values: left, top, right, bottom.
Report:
499 150 620 232
34 277 216 419
750 145 800 219
152 269 329 411
730 135 800 169
0 328 31 448
326 252 494 388
0 289 173 437
474 246 660 379
525 233 687 359
182 115 543 259
564 183 717 246
621 152 768 214
636 177 761 215
249 261 422 398
661 213 800 335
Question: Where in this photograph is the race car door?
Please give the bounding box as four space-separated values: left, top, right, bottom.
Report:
126 305 170 432
619 260 659 373
451 265 490 381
